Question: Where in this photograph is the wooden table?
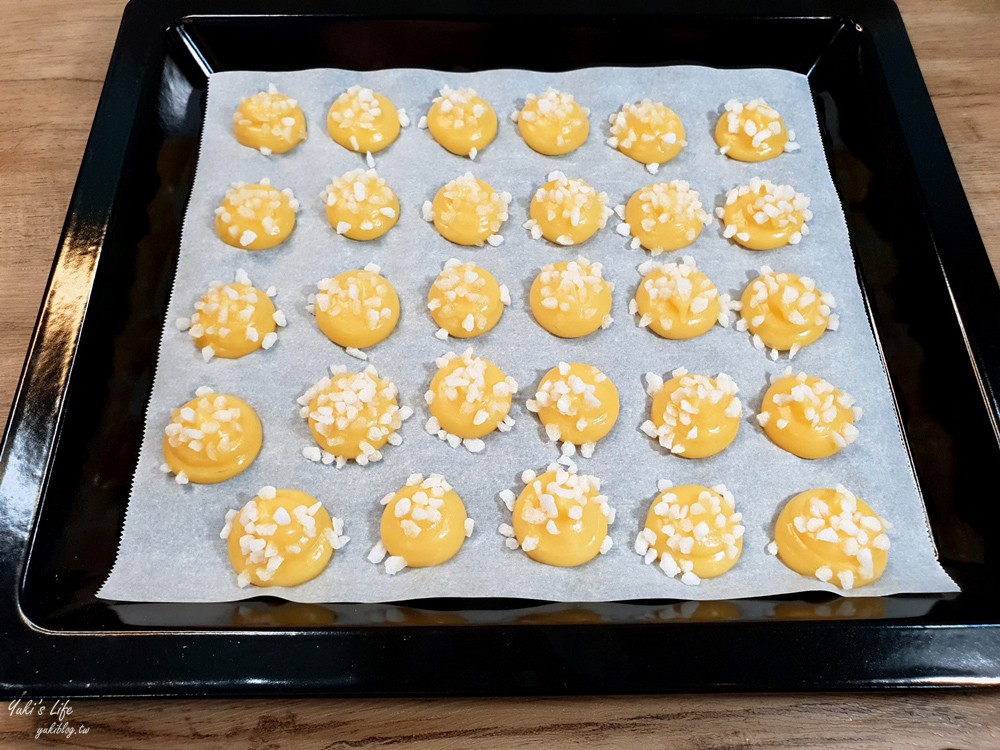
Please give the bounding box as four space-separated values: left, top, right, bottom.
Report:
1 0 998 746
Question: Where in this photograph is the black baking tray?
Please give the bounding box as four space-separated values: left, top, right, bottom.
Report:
2 0 999 696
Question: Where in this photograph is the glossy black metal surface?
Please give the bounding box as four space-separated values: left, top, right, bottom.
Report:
2 0 999 696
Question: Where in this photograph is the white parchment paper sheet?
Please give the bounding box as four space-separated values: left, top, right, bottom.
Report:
99 65 958 602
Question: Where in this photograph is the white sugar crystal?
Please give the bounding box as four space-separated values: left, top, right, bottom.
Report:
385 556 407 575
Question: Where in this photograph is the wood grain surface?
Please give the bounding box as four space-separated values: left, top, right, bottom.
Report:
1 0 998 747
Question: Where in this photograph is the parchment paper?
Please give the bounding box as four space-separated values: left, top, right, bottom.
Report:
98 65 958 602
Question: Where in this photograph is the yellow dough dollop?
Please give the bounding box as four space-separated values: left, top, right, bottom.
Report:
513 89 589 156
631 256 734 340
214 179 299 250
757 368 861 459
371 473 473 575
423 86 497 158
299 364 412 467
502 465 614 567
525 171 611 246
739 266 838 357
619 180 712 254
771 485 890 590
718 177 812 250
427 258 509 339
635 482 744 585
327 85 403 155
161 387 262 485
233 84 307 155
323 168 399 241
530 256 613 338
715 98 797 162
607 100 686 169
178 269 283 361
425 173 511 247
425 349 517 451
312 263 400 351
641 369 742 458
526 362 620 457
223 487 347 588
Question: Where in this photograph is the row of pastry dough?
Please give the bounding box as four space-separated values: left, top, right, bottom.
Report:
219 468 888 594
160 362 861 491
214 173 812 253
235 84 799 166
176 259 837 365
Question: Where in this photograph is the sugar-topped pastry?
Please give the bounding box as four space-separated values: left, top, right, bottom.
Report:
233 84 307 155
607 100 686 172
423 174 511 247
323 168 399 241
214 179 299 250
768 485 889 590
524 171 612 246
526 362 619 458
715 99 798 162
327 85 407 156
641 369 741 458
718 178 812 250
420 86 497 159
310 263 400 357
530 256 613 338
634 481 744 585
616 181 712 254
630 256 736 340
222 487 348 588
299 364 412 467
757 368 861 459
424 348 517 452
512 89 589 156
498 464 614 567
161 386 262 485
739 266 838 359
427 258 510 339
368 473 473 575
176 269 284 362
